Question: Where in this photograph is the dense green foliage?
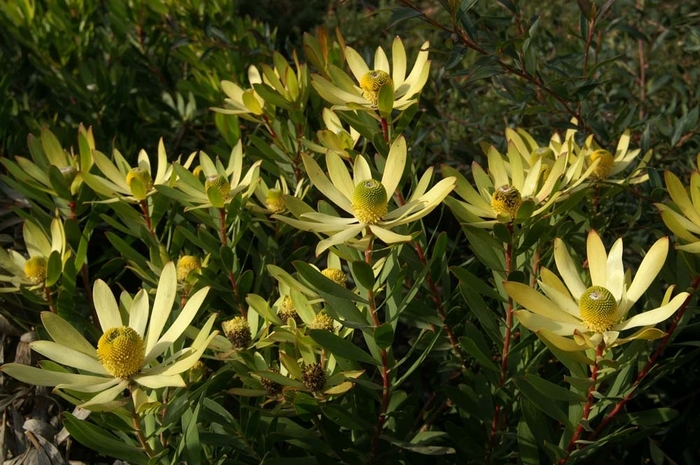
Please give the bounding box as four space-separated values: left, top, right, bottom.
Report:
1 1 700 464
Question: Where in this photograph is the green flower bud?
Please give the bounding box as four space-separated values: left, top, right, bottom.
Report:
265 189 286 213
125 167 153 200
204 174 230 199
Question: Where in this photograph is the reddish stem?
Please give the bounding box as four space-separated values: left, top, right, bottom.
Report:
380 117 389 144
139 200 155 238
366 236 391 465
485 224 514 464
558 344 604 464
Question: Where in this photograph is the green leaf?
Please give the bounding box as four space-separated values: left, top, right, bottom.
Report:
322 404 373 431
62 412 148 465
48 165 72 199
182 402 202 465
514 377 574 431
617 408 678 426
246 294 283 325
374 324 394 350
350 260 375 291
309 329 379 366
518 418 541 465
459 336 499 373
294 261 367 303
378 83 394 119
45 250 63 287
521 374 586 403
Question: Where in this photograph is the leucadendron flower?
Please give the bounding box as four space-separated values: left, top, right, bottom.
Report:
442 130 568 227
311 36 430 113
656 163 700 253
274 136 456 255
82 138 191 203
562 128 650 188
0 262 217 411
213 51 309 121
0 218 67 291
170 141 261 210
504 231 688 351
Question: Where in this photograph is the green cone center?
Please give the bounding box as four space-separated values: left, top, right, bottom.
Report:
352 179 388 224
579 286 618 332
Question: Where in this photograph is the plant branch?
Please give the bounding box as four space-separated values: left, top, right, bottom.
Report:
558 343 604 465
486 223 515 464
366 235 391 465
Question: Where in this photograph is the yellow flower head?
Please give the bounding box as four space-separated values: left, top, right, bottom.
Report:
491 185 523 218
222 317 252 349
311 37 430 112
309 311 335 332
97 326 145 379
359 70 393 105
24 256 47 284
274 136 456 256
321 268 347 287
177 255 201 282
589 149 614 179
278 296 300 323
504 231 689 350
0 262 217 411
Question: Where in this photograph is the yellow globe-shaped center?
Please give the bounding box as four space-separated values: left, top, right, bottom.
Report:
177 255 201 282
352 179 388 224
589 149 615 179
96 326 145 379
321 268 347 287
491 185 523 218
579 286 618 332
24 256 47 284
359 70 393 105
